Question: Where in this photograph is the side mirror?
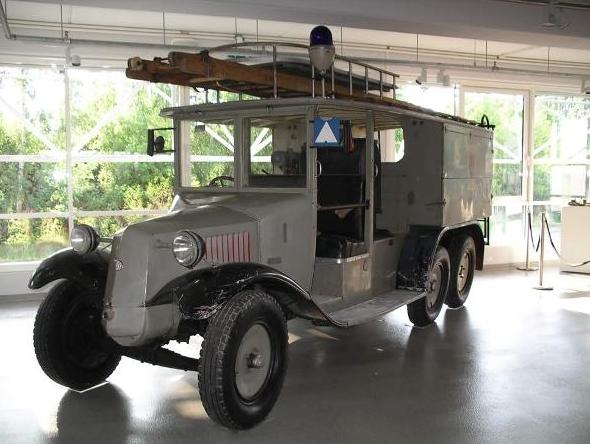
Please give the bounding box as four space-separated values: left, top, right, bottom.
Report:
147 127 175 156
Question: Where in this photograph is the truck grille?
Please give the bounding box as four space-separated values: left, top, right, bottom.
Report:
204 231 250 263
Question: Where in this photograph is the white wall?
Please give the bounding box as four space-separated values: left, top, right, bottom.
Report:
0 262 46 297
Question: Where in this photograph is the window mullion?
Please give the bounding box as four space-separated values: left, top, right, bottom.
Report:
64 67 74 237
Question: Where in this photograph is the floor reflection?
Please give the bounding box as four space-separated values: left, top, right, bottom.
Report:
52 384 129 444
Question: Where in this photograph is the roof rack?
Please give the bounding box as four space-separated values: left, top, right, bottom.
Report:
126 41 482 126
126 41 399 100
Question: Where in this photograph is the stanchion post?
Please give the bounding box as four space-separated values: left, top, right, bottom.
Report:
517 211 538 271
534 211 553 291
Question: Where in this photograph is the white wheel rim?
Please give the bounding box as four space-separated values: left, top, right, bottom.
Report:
457 252 470 292
426 264 442 309
234 323 272 401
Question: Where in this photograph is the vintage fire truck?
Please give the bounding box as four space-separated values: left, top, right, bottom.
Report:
30 26 493 429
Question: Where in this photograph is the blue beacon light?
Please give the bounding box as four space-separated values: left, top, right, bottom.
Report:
308 25 336 77
310 25 333 46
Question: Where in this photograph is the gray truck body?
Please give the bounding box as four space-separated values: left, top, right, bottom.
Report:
97 98 492 347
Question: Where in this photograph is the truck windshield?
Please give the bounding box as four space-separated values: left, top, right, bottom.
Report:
247 115 307 188
188 119 235 188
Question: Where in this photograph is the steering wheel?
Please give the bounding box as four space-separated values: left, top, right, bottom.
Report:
208 175 235 187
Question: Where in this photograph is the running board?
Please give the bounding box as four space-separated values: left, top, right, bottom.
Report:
323 290 425 327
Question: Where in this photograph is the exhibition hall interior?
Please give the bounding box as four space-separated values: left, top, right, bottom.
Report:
1 0 590 442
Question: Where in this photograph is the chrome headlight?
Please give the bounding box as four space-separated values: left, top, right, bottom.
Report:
172 231 205 268
70 224 100 255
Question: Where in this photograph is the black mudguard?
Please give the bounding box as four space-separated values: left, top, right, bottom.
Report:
148 263 330 323
396 222 485 292
396 226 444 292
28 248 110 290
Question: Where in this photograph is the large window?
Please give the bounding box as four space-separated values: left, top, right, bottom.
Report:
533 95 590 228
70 70 175 212
1 64 587 264
464 91 525 198
0 67 178 262
397 84 458 115
0 67 68 261
463 90 526 243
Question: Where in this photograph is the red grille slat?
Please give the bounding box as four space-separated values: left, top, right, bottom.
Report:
233 234 239 262
228 234 234 262
245 231 250 261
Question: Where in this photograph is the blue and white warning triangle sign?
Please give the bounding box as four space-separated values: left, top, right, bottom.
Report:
313 117 340 147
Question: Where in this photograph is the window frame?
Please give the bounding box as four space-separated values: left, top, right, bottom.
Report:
459 86 530 246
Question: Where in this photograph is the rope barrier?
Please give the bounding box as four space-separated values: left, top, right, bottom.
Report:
528 212 541 253
534 212 553 290
517 211 539 271
543 217 590 268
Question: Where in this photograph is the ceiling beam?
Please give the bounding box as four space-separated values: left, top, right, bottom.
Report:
0 1 13 39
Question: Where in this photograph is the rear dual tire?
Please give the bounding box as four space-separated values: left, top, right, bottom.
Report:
407 235 476 326
446 235 476 309
407 246 450 327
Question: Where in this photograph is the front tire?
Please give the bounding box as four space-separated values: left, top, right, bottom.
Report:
445 235 476 309
198 290 288 429
33 281 121 391
407 246 450 327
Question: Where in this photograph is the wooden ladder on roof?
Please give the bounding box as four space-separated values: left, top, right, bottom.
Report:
125 42 398 102
125 42 480 126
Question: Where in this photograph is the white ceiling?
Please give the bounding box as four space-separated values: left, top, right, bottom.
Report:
1 0 589 88
17 0 590 47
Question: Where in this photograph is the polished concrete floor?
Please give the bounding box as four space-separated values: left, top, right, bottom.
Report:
1 267 590 444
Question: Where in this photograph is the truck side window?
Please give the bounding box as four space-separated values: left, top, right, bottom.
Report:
247 116 307 188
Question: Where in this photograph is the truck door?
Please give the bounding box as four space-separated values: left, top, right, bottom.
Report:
311 116 375 302
315 135 369 258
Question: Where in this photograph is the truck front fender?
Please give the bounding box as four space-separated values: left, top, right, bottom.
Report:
148 263 332 323
28 248 110 290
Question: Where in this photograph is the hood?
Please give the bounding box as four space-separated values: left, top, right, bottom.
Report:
104 190 314 346
105 204 258 312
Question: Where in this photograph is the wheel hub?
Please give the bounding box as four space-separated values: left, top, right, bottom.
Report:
235 324 272 401
426 265 442 309
457 252 470 292
247 353 264 369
